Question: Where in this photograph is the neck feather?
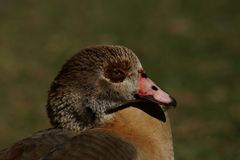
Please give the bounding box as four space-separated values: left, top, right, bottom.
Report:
46 91 98 131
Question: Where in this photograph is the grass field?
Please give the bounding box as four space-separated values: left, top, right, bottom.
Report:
0 0 239 159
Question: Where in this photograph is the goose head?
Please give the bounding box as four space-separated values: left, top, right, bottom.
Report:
47 45 176 131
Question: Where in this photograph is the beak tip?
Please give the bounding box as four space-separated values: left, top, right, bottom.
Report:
169 96 177 107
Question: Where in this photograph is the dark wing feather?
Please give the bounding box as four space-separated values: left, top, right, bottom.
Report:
41 131 137 160
0 129 75 160
0 129 136 160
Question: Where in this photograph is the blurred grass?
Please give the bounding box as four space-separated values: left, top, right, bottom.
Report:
0 0 239 159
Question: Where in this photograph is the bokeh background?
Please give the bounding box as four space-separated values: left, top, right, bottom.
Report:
0 0 239 159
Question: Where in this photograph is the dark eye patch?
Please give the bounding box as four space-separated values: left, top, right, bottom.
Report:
104 60 131 83
110 68 126 82
104 67 127 83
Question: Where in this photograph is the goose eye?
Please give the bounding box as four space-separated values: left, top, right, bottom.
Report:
111 68 126 82
113 68 123 77
105 68 126 83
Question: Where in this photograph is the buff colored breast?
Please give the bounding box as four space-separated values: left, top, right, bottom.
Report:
95 107 174 160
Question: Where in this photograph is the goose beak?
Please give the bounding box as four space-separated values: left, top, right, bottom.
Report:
137 72 177 110
106 72 177 122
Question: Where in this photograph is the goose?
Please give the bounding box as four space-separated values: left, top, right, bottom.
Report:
0 45 176 160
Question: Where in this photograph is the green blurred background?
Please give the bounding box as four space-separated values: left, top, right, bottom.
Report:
0 0 239 159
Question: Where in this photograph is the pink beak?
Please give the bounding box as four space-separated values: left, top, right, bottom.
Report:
138 73 176 108
106 72 176 122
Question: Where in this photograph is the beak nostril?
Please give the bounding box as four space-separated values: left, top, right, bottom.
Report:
151 85 158 91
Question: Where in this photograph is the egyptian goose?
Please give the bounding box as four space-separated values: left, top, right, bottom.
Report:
0 45 176 160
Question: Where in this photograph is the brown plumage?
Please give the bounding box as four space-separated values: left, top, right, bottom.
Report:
0 45 176 160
